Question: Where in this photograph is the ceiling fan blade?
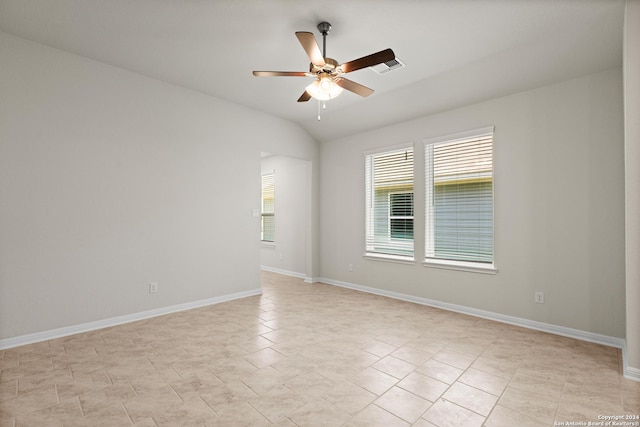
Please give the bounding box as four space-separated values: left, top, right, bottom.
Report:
253 71 309 77
297 91 312 102
295 32 325 67
339 48 395 74
335 78 374 97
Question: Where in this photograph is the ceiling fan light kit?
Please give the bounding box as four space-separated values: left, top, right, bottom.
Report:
305 75 343 100
252 21 396 117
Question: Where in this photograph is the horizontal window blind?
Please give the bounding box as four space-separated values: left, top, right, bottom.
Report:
425 133 493 263
366 146 414 257
261 173 275 242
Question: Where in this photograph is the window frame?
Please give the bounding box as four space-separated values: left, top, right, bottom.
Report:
423 127 497 274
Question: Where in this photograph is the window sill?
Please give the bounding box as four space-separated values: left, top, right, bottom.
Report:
261 241 276 248
422 259 497 274
363 253 415 265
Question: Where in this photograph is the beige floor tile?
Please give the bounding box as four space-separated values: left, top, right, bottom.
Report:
208 401 271 426
199 380 258 412
361 339 397 358
349 366 399 396
622 378 640 412
287 399 350 427
457 367 509 396
0 360 54 383
243 347 283 369
374 386 432 423
240 365 292 396
246 386 308 423
498 386 558 425
55 369 112 401
470 355 520 379
128 367 182 394
432 349 476 370
391 345 434 365
510 370 566 400
78 382 138 415
322 380 377 415
151 396 218 427
344 404 410 427
404 337 447 355
62 411 132 427
0 381 17 401
209 356 258 383
169 368 223 398
0 271 635 426
0 386 59 418
396 371 448 402
412 419 438 427
416 359 463 384
516 358 570 381
121 384 183 422
422 398 485 427
484 404 546 427
372 355 416 379
442 381 498 416
14 397 83 426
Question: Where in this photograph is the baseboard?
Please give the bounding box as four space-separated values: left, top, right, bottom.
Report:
0 288 262 350
622 345 640 382
260 265 307 280
318 277 626 350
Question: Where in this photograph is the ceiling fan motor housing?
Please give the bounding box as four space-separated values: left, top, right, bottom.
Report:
310 57 338 74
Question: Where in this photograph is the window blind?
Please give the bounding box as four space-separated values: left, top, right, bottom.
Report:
425 133 493 264
261 173 275 242
365 146 414 257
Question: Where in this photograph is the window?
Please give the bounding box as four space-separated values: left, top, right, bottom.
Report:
389 192 414 240
365 145 414 259
261 172 275 242
425 127 494 269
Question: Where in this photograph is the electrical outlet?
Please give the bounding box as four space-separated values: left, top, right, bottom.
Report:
149 282 158 294
348 263 353 272
535 291 544 304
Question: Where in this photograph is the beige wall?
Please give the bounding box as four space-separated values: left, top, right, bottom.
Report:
624 0 640 377
0 32 318 340
319 68 626 339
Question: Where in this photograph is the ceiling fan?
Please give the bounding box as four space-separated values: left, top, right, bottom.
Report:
252 22 395 103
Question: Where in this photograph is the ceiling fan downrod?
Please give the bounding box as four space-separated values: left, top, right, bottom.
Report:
317 22 331 59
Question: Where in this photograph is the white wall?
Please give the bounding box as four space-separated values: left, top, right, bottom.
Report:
260 155 310 278
319 68 626 338
0 32 318 341
624 0 640 377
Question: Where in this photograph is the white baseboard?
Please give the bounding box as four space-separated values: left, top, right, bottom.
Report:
0 288 262 350
622 345 640 382
260 265 307 280
318 276 627 350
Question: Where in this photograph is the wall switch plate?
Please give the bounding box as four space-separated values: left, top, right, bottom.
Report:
535 291 544 304
348 263 353 272
149 282 158 294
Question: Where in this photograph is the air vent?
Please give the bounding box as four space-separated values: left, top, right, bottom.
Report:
371 58 405 75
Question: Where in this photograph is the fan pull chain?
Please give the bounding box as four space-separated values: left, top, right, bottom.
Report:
317 100 328 121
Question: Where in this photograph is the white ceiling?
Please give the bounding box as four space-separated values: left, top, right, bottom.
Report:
0 0 625 142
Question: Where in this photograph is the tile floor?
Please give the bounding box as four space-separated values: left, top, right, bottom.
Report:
1 271 639 426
